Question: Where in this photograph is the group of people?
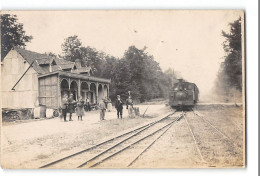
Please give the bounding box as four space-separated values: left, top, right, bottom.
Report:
61 93 86 122
101 95 134 120
61 93 134 122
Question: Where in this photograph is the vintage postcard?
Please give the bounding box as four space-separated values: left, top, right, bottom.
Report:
1 10 245 169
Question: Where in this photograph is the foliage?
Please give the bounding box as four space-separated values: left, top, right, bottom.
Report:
222 18 242 53
104 46 177 102
1 14 33 60
61 36 178 102
61 36 106 75
80 47 105 76
61 35 82 62
214 17 242 100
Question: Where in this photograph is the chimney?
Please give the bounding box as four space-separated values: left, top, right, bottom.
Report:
75 59 82 69
49 64 52 72
178 79 184 83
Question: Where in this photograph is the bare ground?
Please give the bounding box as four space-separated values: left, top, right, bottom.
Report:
1 104 245 168
1 104 171 169
130 105 244 168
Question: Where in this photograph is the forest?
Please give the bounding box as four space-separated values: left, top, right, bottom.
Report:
59 35 177 102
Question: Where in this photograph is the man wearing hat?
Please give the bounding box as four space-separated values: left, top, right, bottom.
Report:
99 99 106 121
61 94 69 122
115 95 123 119
67 93 76 121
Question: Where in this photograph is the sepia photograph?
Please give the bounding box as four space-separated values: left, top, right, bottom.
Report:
1 10 245 169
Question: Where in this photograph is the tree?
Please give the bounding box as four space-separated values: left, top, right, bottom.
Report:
221 17 242 91
59 37 177 102
113 46 177 102
79 46 104 76
61 36 106 75
213 17 242 101
99 56 120 100
1 14 33 60
222 17 242 53
61 35 82 62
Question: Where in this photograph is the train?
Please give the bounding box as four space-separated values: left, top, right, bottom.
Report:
169 79 199 109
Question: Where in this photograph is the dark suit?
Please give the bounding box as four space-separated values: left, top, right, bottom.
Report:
61 97 68 121
115 99 123 119
68 96 76 121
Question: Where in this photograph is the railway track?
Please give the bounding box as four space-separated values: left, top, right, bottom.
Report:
39 110 183 169
183 113 205 163
183 109 243 166
127 113 183 167
192 109 243 151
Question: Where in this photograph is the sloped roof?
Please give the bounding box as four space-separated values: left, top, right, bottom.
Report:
14 47 50 74
37 58 55 65
71 67 93 74
78 67 92 73
53 58 73 65
14 47 75 74
38 71 111 84
53 58 75 70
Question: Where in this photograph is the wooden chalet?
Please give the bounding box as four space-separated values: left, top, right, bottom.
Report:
1 47 110 109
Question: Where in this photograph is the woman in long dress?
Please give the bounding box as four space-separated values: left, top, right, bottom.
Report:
126 96 134 118
105 97 112 112
76 96 85 121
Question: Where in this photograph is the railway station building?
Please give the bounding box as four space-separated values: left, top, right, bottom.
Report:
1 47 111 110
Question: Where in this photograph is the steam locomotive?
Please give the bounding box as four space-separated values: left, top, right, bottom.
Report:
169 79 199 109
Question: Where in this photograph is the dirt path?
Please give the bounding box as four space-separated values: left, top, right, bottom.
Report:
1 105 171 169
129 112 206 168
121 106 244 168
1 104 245 168
185 111 243 167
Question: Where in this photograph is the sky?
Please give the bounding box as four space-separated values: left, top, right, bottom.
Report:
6 10 243 97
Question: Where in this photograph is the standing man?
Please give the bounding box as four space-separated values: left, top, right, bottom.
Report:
99 99 106 121
61 94 68 122
115 95 123 119
86 96 90 111
68 93 76 121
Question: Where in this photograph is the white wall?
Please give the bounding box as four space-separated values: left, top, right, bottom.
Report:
1 50 39 108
